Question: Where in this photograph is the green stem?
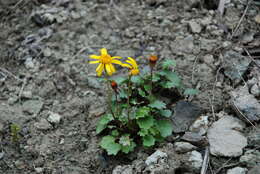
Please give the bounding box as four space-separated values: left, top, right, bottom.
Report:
105 77 116 120
127 75 132 122
150 67 154 95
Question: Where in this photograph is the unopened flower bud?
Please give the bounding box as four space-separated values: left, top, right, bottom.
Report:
110 80 118 91
149 55 158 68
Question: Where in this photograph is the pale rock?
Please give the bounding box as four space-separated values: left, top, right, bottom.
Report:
254 14 260 24
47 112 61 124
188 21 202 33
207 115 247 157
34 118 52 130
174 142 197 153
187 150 203 171
227 167 248 174
189 115 209 135
112 165 133 174
145 150 167 166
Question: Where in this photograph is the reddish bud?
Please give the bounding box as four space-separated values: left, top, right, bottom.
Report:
111 80 118 91
149 55 158 67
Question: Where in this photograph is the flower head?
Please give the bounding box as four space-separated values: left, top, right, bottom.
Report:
122 57 139 76
149 55 158 68
89 48 122 76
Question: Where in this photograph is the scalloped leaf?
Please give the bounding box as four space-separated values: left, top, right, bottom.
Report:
96 114 114 134
137 116 154 129
143 135 155 147
159 109 172 118
100 136 121 155
156 120 173 137
162 59 176 69
148 100 166 109
136 106 150 119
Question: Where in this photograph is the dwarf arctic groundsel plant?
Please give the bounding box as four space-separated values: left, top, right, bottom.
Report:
89 48 198 155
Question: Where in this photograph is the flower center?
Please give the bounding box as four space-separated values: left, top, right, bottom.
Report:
100 55 112 64
130 69 139 76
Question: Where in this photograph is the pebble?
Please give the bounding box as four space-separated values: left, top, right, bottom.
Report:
254 14 260 24
187 151 203 171
174 142 197 153
35 167 44 173
112 165 133 174
47 111 61 124
34 118 52 130
230 87 260 122
145 150 167 166
22 100 44 115
188 21 202 33
250 84 260 97
207 115 247 157
227 167 248 174
189 115 209 135
181 132 207 146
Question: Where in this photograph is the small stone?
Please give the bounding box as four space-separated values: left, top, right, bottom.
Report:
240 150 260 168
145 150 167 166
189 115 209 135
171 101 202 133
248 165 260 174
35 167 44 173
47 112 61 124
34 118 52 130
207 115 247 157
112 165 133 174
188 21 202 33
174 142 197 153
23 100 44 115
187 151 203 171
24 57 35 69
250 84 260 97
43 47 52 57
181 132 207 146
71 11 81 19
254 14 260 24
203 55 214 64
227 167 248 174
22 91 33 99
230 87 260 122
7 96 18 105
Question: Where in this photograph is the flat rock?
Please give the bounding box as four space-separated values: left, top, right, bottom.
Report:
189 115 209 135
186 150 203 171
207 115 247 157
223 50 251 84
181 132 207 147
230 87 260 122
171 101 202 133
0 102 27 124
240 150 260 168
248 165 260 174
34 118 52 130
145 150 167 166
47 112 61 124
174 142 197 153
227 167 248 174
112 165 133 174
22 100 44 115
188 21 202 33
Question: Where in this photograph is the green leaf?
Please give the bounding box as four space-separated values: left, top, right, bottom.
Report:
136 107 150 119
138 129 148 136
100 135 121 155
144 84 152 93
111 76 126 85
152 73 161 82
143 135 155 147
149 127 159 136
184 88 199 95
119 89 128 99
121 141 136 154
166 72 181 87
162 59 176 69
96 114 114 134
137 116 154 129
138 88 146 98
111 130 119 137
149 100 166 109
131 76 143 85
156 120 173 137
159 109 172 118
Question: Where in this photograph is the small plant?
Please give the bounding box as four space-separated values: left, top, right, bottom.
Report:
89 49 198 155
10 123 20 143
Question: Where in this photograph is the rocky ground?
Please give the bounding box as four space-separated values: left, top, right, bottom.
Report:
0 0 260 173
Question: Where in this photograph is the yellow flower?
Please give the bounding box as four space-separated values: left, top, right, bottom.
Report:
122 57 139 76
89 48 122 76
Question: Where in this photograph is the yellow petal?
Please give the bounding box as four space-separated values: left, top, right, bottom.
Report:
110 64 116 73
127 57 138 68
105 64 112 76
89 60 100 64
112 56 122 59
111 59 123 65
96 64 104 76
90 55 101 59
100 48 108 56
121 63 132 68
